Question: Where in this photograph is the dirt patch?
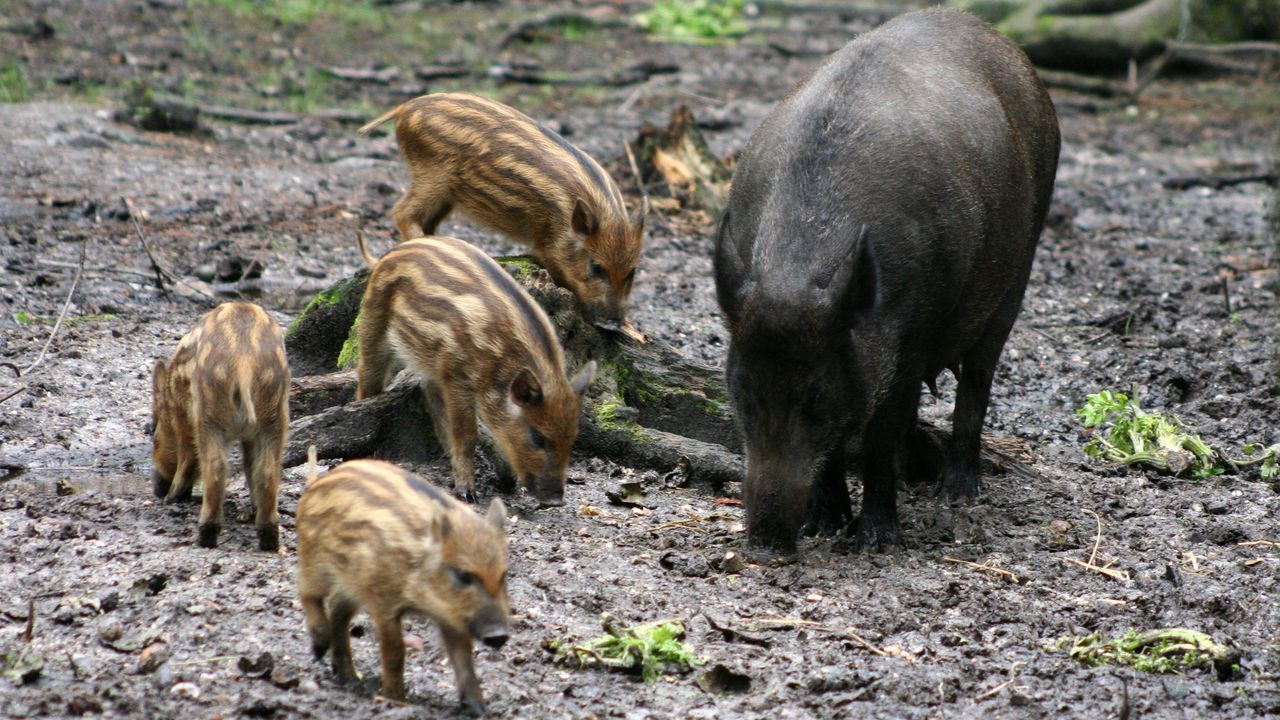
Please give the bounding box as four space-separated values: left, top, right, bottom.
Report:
2 1 1278 718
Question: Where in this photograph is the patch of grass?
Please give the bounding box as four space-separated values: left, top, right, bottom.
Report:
1077 389 1279 480
0 64 31 103
196 0 384 27
636 0 748 43
1050 629 1239 678
593 397 648 444
546 614 705 682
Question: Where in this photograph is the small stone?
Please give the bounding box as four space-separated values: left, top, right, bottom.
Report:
170 682 200 699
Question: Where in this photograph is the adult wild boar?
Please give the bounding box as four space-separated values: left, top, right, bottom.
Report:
714 8 1060 552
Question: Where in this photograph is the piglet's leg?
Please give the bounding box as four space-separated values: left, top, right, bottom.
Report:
327 596 360 686
442 392 479 503
371 611 407 700
195 429 227 548
440 625 484 715
245 426 283 552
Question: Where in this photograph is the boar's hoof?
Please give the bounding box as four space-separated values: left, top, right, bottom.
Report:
257 524 279 552
939 465 981 502
846 514 902 553
461 696 487 716
198 523 220 548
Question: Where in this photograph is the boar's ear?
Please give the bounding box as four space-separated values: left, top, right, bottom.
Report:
485 498 508 530
712 209 751 319
630 196 648 234
820 224 877 322
571 199 599 239
510 368 543 408
569 360 597 398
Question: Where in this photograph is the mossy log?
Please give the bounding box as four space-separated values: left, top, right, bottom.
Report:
284 257 1039 492
283 258 744 489
948 0 1280 72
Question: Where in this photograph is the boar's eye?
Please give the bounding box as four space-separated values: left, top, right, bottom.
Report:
449 567 478 589
528 428 548 450
588 259 607 280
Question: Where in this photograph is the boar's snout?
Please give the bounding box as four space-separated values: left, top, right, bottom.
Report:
531 486 565 508
469 611 510 649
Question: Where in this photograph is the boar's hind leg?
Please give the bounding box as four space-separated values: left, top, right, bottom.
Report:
195 432 228 548
941 310 1018 500
244 430 283 552
299 587 332 660
801 453 853 537
440 625 485 715
327 595 360 686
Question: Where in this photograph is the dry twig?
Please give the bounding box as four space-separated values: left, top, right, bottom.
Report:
1063 509 1131 581
943 556 1021 584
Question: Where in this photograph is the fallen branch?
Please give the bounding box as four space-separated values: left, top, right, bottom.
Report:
497 10 630 49
1161 171 1279 190
488 60 679 87
1036 68 1128 98
0 239 88 406
318 65 399 84
197 104 301 126
124 197 172 298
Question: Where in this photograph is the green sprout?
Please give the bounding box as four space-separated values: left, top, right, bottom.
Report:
636 0 748 43
1051 629 1238 678
546 614 705 682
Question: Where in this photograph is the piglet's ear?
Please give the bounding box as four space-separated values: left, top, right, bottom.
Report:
510 368 543 408
569 361 596 398
630 196 648 234
485 498 508 530
571 198 599 238
153 359 168 388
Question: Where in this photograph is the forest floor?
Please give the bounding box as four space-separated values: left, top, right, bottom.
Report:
1 1 1278 718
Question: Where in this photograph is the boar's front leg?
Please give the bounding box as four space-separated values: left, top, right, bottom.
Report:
851 371 924 551
440 625 485 715
801 453 853 537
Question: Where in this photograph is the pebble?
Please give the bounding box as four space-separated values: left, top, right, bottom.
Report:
170 682 200 699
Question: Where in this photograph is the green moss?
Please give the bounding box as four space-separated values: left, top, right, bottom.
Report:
336 307 362 370
593 397 648 444
493 255 541 282
285 276 358 337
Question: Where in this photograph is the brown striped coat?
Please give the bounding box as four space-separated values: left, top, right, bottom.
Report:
151 301 289 551
359 92 646 327
296 458 509 713
356 236 595 505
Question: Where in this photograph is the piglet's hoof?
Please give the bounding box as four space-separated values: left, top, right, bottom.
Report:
257 524 279 552
198 523 220 549
461 696 488 716
453 486 477 504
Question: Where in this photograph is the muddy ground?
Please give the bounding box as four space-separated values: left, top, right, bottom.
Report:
1 1 1278 718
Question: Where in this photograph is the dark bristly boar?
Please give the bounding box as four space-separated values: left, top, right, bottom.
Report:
151 301 290 551
355 235 596 506
296 455 510 714
358 92 646 328
714 8 1060 553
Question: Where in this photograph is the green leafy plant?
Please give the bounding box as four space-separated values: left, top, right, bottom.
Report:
1076 389 1220 476
1051 629 1239 678
1077 389 1279 480
546 614 705 681
636 0 748 42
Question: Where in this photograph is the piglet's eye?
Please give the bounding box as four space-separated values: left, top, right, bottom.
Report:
449 567 478 588
588 260 607 280
529 428 548 450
